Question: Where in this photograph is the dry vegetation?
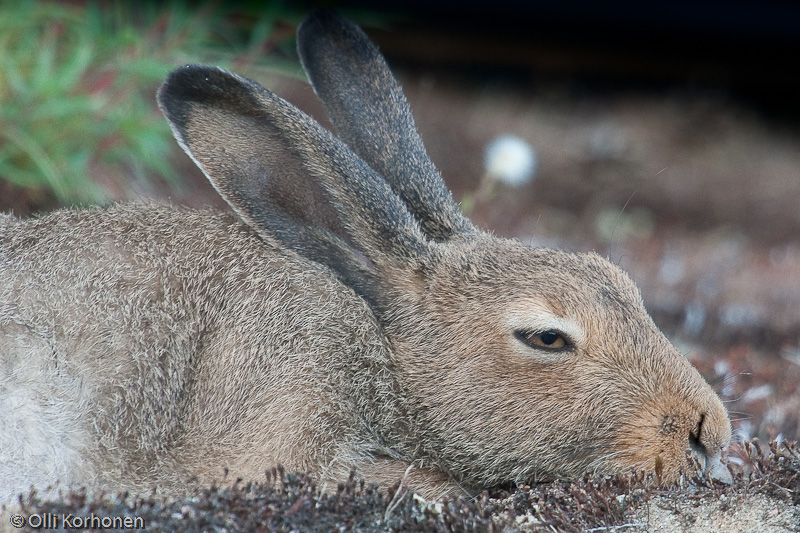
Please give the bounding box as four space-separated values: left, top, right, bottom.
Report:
14 440 798 531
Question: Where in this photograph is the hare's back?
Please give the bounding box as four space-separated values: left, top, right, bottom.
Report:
1 202 374 398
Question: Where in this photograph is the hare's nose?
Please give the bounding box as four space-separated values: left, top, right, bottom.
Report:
689 415 733 484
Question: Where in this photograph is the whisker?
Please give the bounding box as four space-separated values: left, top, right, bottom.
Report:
609 182 643 244
711 371 751 390
723 395 747 403
709 375 728 387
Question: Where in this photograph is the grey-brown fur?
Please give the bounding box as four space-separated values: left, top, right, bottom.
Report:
0 11 730 502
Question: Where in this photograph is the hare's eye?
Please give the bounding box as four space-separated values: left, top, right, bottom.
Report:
514 329 571 350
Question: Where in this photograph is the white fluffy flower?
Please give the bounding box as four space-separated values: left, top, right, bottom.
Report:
483 135 537 186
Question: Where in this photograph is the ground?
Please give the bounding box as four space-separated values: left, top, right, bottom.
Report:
10 443 799 531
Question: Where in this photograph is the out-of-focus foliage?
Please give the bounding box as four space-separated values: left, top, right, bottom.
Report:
0 0 302 208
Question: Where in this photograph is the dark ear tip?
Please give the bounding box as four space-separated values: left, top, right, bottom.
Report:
298 9 345 36
157 65 230 107
157 65 260 130
297 9 363 49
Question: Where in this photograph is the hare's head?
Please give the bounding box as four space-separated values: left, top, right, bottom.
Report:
157 11 730 489
383 237 730 486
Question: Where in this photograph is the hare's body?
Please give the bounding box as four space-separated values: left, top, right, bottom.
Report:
1 205 405 499
1 11 731 503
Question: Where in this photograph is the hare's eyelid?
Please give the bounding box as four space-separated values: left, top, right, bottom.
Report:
510 330 576 364
513 329 575 351
506 305 586 363
506 302 588 349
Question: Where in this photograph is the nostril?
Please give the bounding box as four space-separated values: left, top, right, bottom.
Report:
688 414 707 470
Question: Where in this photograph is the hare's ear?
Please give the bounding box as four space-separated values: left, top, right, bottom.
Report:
297 11 475 241
157 65 426 304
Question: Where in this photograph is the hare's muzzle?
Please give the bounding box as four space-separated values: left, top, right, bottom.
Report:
689 412 733 484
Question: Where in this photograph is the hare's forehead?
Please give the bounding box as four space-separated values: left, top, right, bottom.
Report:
497 255 643 331
518 249 641 302
445 239 641 309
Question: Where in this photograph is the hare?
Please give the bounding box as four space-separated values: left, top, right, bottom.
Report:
0 11 730 503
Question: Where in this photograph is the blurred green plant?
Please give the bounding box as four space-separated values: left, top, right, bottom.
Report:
0 0 302 209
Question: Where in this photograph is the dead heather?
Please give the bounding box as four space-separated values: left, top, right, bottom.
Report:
12 440 798 532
